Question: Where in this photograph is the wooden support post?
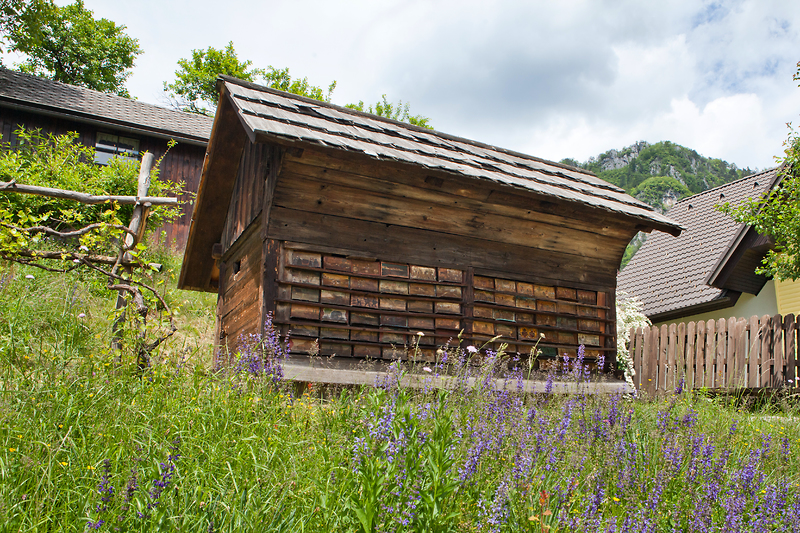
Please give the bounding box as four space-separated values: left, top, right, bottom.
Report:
112 153 155 360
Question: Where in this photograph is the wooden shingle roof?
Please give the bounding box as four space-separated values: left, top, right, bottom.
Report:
222 76 681 235
0 68 212 144
617 168 780 320
180 76 683 291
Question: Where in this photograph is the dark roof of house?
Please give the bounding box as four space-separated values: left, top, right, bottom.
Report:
0 68 212 144
617 168 780 320
221 76 681 235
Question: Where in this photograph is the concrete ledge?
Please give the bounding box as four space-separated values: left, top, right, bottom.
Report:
281 357 632 395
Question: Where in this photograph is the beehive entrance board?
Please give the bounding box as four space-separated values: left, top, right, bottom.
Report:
272 245 612 365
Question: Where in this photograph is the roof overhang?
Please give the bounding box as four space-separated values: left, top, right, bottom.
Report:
179 76 683 292
0 98 210 147
178 84 247 291
705 168 783 293
649 290 742 323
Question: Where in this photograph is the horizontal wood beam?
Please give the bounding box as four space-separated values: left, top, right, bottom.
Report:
0 181 177 206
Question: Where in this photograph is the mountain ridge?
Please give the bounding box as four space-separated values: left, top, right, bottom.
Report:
561 140 757 214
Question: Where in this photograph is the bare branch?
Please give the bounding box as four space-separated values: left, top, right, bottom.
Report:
1 221 137 239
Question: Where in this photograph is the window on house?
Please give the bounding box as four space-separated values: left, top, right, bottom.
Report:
94 133 140 165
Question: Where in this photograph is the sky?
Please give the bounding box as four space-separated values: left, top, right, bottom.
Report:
32 0 800 170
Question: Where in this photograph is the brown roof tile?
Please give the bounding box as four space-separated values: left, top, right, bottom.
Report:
617 168 779 318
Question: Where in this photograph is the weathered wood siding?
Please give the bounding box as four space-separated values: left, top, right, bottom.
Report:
233 145 631 369
220 141 270 252
269 148 631 290
217 220 263 355
0 106 205 249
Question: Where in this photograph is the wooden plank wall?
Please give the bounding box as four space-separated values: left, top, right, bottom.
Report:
220 141 269 252
268 147 635 291
216 222 264 357
630 314 798 395
0 106 206 249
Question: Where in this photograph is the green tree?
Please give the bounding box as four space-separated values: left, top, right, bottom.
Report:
3 0 141 96
346 95 432 129
164 42 336 115
718 61 800 281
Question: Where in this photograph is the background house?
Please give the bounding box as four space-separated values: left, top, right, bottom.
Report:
178 76 682 374
618 168 800 326
0 68 212 249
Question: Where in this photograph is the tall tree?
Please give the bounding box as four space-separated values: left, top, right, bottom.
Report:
718 61 800 281
3 0 141 96
164 42 431 128
164 42 336 116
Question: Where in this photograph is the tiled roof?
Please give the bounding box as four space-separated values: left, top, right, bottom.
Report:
617 168 779 319
221 76 682 234
0 68 212 143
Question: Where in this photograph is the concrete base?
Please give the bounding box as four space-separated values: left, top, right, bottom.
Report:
281 356 633 395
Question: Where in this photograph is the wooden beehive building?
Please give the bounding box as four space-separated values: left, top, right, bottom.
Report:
178 76 681 372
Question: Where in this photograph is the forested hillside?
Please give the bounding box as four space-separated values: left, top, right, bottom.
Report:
561 141 756 214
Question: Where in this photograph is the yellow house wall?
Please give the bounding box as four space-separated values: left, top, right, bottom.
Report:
653 280 778 329
775 278 800 316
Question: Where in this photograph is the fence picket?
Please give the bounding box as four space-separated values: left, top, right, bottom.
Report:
659 325 668 393
749 315 760 388
696 321 706 389
760 315 771 388
713 318 725 388
705 320 715 389
785 315 796 387
686 322 696 390
726 317 737 386
735 318 748 387
677 322 687 389
772 314 783 387
642 326 652 395
667 323 677 391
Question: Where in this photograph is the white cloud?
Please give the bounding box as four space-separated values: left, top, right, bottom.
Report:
59 0 800 170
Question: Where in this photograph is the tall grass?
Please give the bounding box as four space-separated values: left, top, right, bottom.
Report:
2 260 800 532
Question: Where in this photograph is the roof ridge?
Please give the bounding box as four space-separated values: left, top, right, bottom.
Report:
218 74 604 182
671 167 778 206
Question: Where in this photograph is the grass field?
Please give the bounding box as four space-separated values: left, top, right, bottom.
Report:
2 261 800 532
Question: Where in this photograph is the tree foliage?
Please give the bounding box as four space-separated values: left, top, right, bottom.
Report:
164 42 431 128
717 62 800 282
164 42 336 115
0 128 182 365
718 127 800 282
346 95 432 129
2 0 141 96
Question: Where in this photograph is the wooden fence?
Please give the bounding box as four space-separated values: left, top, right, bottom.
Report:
629 314 798 395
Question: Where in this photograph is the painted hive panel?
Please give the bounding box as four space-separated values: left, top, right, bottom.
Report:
271 244 611 367
463 275 610 368
273 245 464 362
